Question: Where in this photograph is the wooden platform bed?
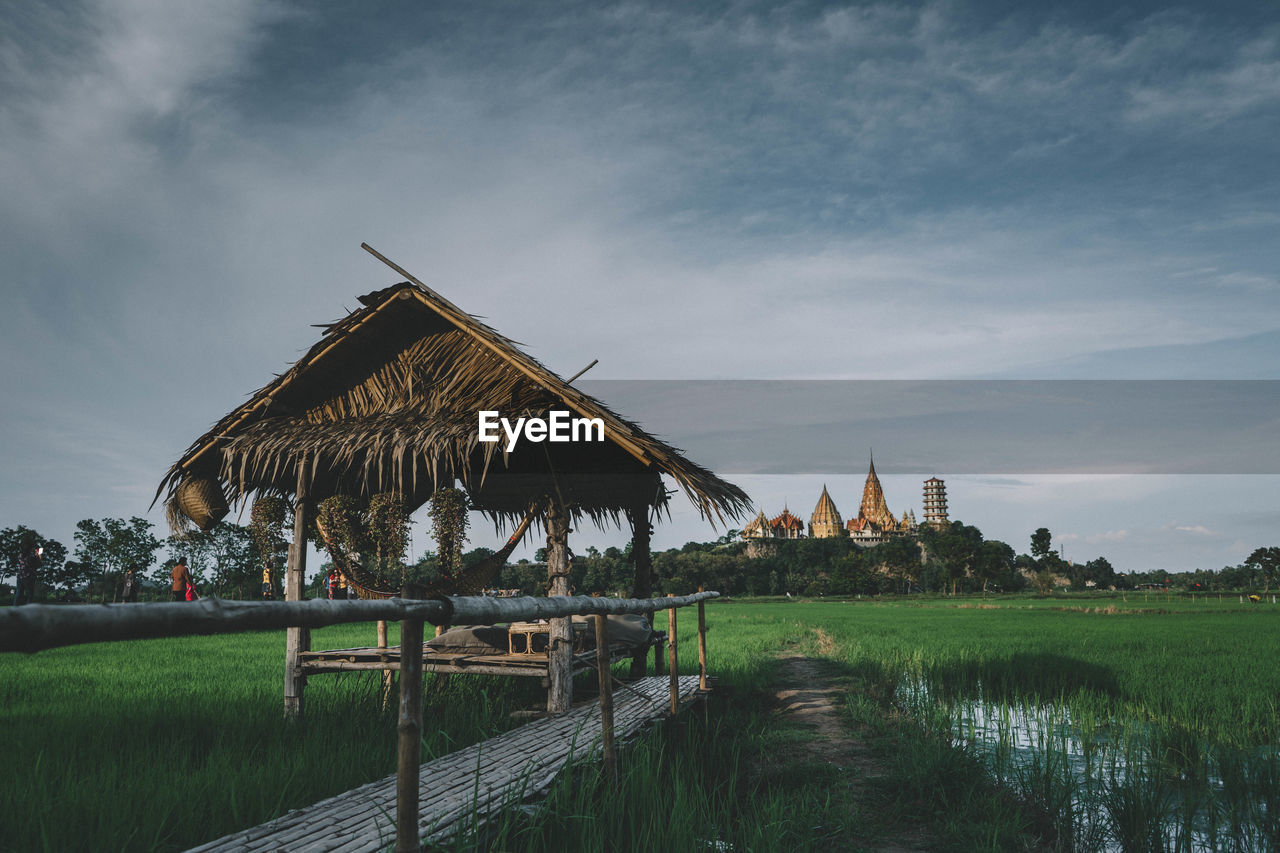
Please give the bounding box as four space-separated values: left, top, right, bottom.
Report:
299 616 666 682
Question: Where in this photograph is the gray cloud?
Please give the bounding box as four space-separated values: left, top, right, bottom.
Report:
2 1 1278 571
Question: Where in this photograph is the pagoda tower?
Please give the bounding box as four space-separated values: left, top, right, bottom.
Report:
808 485 845 538
923 477 948 529
857 452 897 528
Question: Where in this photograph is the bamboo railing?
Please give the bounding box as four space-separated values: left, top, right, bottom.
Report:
0 591 717 853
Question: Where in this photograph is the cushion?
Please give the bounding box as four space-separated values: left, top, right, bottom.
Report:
425 625 509 655
571 613 656 649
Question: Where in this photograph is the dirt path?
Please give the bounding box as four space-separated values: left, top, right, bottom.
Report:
771 633 932 852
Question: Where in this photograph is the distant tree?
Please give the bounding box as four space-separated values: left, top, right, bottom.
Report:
404 550 439 587
1244 547 1280 593
716 529 742 546
1082 556 1117 590
867 535 923 594
169 523 256 598
0 526 68 598
973 540 1015 594
73 517 162 601
930 521 983 595
1030 528 1053 559
829 549 871 596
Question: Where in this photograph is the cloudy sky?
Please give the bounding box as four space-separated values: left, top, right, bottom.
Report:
2 0 1278 575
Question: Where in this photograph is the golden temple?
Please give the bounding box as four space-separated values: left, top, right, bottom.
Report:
744 454 941 546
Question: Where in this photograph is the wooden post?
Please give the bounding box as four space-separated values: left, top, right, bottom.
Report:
668 594 678 715
697 589 708 692
396 584 426 853
594 611 617 787
545 497 573 714
628 504 653 679
378 619 394 711
284 459 311 720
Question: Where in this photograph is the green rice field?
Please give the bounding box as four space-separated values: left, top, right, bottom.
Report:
3 594 1278 851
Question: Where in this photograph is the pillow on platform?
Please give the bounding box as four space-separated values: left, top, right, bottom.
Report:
425 625 509 655
570 613 656 648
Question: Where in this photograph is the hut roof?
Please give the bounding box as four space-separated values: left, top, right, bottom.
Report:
155 276 751 530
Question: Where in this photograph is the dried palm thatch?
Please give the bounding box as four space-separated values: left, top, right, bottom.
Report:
154 273 751 533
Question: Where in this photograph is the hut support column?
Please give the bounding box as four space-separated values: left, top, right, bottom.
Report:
668 594 679 715
697 586 708 692
627 504 653 679
593 610 618 788
284 460 311 720
546 498 573 714
396 584 425 853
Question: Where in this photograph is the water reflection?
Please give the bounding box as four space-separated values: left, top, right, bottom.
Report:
896 677 1278 851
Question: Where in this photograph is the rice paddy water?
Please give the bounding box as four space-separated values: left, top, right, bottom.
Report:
794 595 1280 851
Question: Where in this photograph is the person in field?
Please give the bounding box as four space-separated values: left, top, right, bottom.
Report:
261 559 275 599
326 568 339 600
121 564 139 602
171 557 193 602
14 536 42 606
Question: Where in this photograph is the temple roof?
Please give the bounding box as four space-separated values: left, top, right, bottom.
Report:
810 485 843 527
770 507 805 530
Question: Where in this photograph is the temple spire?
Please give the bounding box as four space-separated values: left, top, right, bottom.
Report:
858 451 894 528
809 484 843 538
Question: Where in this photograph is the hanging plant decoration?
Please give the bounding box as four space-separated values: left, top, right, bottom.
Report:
315 495 366 555
428 486 470 585
250 496 289 564
366 492 410 588
314 493 413 594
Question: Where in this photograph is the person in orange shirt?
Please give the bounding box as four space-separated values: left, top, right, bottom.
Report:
171 557 193 603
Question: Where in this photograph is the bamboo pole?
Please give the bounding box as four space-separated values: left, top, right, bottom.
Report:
284 459 310 720
668 594 678 716
593 611 617 787
545 498 573 713
0 592 721 654
378 620 394 711
697 589 708 692
396 584 425 853
628 504 653 680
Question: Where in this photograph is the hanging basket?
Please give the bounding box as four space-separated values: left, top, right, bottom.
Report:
176 477 230 531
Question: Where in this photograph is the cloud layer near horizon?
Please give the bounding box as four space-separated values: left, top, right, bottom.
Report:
2 1 1278 570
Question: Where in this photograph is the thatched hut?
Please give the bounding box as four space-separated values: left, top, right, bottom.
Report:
156 254 750 714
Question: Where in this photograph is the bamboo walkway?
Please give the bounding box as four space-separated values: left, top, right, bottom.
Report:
187 675 704 852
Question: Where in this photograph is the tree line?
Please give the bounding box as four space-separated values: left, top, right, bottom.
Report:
0 519 274 603
3 516 1277 603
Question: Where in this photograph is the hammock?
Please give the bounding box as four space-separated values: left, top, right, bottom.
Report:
316 505 539 599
